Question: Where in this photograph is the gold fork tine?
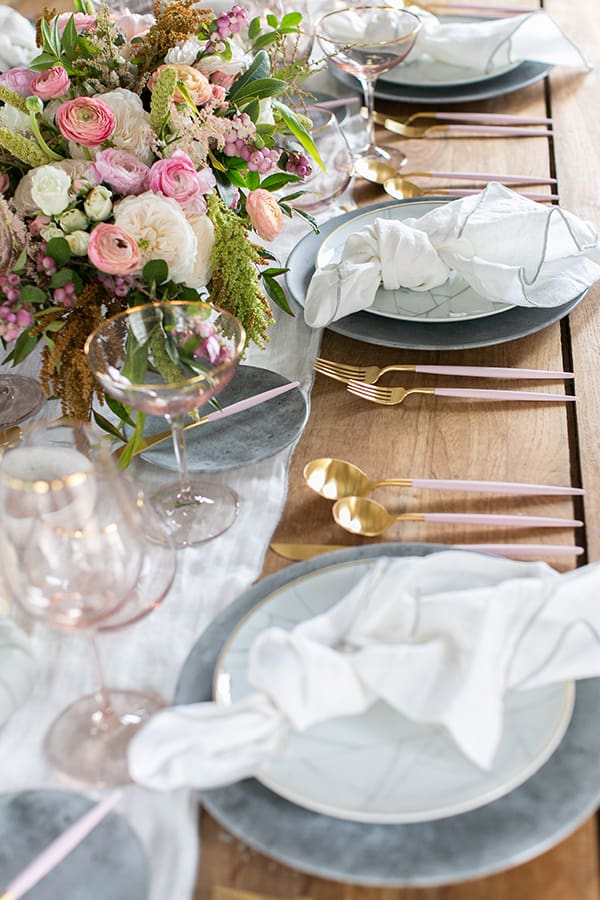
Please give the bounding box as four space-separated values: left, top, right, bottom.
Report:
314 358 367 379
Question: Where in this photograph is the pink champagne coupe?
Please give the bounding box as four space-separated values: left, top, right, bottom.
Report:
315 5 421 181
85 301 246 547
0 374 44 428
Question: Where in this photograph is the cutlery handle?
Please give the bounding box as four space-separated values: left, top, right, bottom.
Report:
438 125 554 137
414 365 573 379
433 387 575 401
432 190 559 202
426 112 552 126
456 543 584 557
422 513 582 527
411 478 584 496
416 171 557 185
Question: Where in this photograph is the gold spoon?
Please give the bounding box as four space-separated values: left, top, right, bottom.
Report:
332 496 582 537
304 457 584 500
383 174 559 203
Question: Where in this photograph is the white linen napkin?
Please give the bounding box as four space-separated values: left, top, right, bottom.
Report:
0 8 37 72
400 7 588 73
304 183 600 327
129 551 600 789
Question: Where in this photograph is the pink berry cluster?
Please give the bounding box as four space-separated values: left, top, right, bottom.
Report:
97 273 136 299
286 151 312 179
0 273 32 341
52 282 77 307
214 5 249 40
222 113 257 155
174 314 234 367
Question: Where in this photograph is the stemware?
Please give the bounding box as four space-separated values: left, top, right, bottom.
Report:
85 301 246 548
0 420 169 787
0 374 44 429
291 107 354 211
315 5 421 181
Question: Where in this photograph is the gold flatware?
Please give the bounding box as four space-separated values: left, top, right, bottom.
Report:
367 109 554 139
382 174 558 202
304 457 584 500
347 381 576 406
332 496 582 537
270 542 583 561
314 357 574 385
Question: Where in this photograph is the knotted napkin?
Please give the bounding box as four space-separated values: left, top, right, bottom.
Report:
0 8 37 72
129 551 600 790
303 184 600 327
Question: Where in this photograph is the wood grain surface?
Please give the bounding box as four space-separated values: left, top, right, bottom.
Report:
8 0 599 897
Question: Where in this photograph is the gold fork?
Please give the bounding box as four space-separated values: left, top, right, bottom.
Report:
347 380 576 405
313 357 573 385
368 109 554 139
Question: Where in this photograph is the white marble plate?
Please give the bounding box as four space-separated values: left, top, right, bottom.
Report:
316 202 514 323
214 558 574 825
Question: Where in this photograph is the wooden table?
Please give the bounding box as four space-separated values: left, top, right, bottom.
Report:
11 0 600 897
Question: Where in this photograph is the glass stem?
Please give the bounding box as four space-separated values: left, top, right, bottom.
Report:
89 631 115 726
359 75 377 156
167 413 193 505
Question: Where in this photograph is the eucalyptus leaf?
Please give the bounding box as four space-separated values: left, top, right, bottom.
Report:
143 259 169 285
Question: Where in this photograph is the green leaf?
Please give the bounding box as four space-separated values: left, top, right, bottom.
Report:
273 100 325 171
12 248 28 273
228 50 270 99
262 275 293 316
178 286 205 302
260 172 302 191
266 13 278 27
3 327 39 365
225 169 248 190
143 259 169 285
117 411 146 470
50 15 63 58
19 285 47 304
45 237 71 267
281 11 302 26
251 32 279 51
49 268 77 289
122 331 151 384
93 409 125 441
248 16 261 39
105 395 135 427
62 15 79 60
280 189 307 202
243 100 260 123
261 266 288 277
232 78 287 106
292 206 319 232
246 170 260 190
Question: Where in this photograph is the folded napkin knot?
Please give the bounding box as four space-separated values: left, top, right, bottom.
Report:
0 9 37 72
304 184 600 328
129 551 600 793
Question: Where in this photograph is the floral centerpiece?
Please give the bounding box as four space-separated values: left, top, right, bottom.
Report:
0 0 318 440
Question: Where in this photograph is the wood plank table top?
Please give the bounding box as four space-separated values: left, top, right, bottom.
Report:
8 0 600 897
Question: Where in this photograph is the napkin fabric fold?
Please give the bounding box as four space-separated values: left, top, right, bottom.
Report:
0 8 37 72
304 184 600 327
129 551 600 791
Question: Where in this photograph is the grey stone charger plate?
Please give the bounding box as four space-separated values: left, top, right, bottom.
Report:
175 543 600 887
285 200 584 351
136 365 307 473
0 790 149 899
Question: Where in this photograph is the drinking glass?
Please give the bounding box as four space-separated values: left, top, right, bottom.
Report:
0 420 168 787
292 107 353 211
85 301 246 548
315 5 421 181
0 375 44 428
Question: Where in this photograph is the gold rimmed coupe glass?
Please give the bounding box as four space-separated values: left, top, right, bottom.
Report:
0 374 44 428
0 419 168 787
315 5 421 181
85 301 246 548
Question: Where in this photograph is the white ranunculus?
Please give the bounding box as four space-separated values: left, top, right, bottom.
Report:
84 185 113 221
65 230 90 256
195 40 250 77
114 192 197 285
30 165 72 216
96 88 155 165
165 36 202 65
0 105 31 135
184 212 215 289
59 208 88 233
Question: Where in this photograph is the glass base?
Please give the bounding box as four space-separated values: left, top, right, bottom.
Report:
45 689 165 788
0 375 44 428
353 146 408 184
152 479 239 547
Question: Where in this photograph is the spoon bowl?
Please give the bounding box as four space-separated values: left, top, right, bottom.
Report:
304 457 412 500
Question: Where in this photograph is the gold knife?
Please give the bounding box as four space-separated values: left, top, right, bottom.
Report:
270 542 353 559
270 542 584 561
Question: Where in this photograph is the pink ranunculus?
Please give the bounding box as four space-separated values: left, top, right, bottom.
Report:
87 223 141 275
91 148 150 196
117 12 154 41
54 12 96 35
149 151 210 212
246 189 283 242
0 173 9 195
0 67 36 98
31 66 70 101
57 97 115 147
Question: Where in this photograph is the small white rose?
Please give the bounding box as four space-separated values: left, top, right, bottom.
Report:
59 208 89 234
40 224 65 242
165 36 202 65
184 212 214 289
65 230 90 256
30 165 72 216
195 39 250 77
84 185 113 222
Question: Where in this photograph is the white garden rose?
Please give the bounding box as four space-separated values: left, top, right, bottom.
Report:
65 230 90 256
165 36 202 65
195 40 250 77
184 212 215 289
30 165 71 216
92 88 154 165
84 185 113 221
114 192 197 284
13 160 94 216
59 208 88 233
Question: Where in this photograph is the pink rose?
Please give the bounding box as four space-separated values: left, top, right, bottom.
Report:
117 12 154 41
87 223 141 275
53 13 96 35
91 148 150 196
210 84 227 106
210 71 236 91
0 173 9 195
0 67 36 97
149 152 214 213
246 189 283 242
57 97 115 147
31 66 70 101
